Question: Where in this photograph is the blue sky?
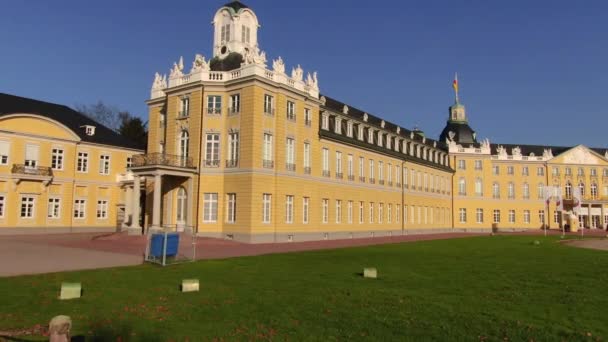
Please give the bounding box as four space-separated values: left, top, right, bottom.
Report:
1 0 607 147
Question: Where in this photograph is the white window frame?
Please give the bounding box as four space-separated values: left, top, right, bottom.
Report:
203 193 218 223
335 200 342 223
322 199 329 223
286 195 294 224
303 197 309 224
51 148 64 170
47 197 61 219
226 193 237 223
263 194 272 223
77 152 89 173
74 199 86 219
20 196 35 219
99 154 110 175
96 200 109 220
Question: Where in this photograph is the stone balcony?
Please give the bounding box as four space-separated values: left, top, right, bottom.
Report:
11 164 53 187
131 153 196 176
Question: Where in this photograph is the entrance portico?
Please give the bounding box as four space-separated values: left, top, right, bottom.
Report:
128 153 197 234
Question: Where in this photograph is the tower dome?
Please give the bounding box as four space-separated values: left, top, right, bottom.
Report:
439 74 477 144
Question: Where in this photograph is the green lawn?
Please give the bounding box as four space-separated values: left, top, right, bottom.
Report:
1 236 607 341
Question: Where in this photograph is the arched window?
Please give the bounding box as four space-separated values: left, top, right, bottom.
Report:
475 178 483 196
508 182 515 199
579 182 585 197
179 130 189 159
522 183 530 199
458 178 466 196
176 187 187 225
493 182 500 199
591 183 598 199
565 182 572 199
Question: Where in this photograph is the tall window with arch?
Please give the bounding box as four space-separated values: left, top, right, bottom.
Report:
492 182 500 199
474 178 483 196
179 130 189 163
458 178 466 196
176 187 187 226
591 183 598 199
565 182 572 199
579 182 585 197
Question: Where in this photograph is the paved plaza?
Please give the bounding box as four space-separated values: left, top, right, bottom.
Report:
1 229 605 277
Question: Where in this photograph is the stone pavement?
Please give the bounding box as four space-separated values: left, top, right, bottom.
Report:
1 228 605 277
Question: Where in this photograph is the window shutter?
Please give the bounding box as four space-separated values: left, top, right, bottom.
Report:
25 144 39 161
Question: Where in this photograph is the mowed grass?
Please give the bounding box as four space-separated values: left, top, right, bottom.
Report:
1 236 607 341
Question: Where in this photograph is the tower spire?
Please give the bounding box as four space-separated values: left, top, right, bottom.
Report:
452 72 459 103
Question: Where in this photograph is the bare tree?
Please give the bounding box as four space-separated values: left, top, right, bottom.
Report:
74 101 121 130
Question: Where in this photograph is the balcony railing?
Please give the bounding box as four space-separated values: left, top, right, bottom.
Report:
228 107 240 116
304 167 311 175
132 153 195 169
379 180 384 185
348 175 355 181
264 107 275 116
178 111 189 119
335 172 343 179
369 178 376 184
263 160 274 169
207 107 222 115
322 170 330 177
396 182 401 187
226 160 239 168
204 159 220 168
11 164 53 177
388 181 393 187
286 163 296 172
359 176 365 182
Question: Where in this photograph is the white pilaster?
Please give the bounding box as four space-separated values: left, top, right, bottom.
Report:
129 176 142 235
152 174 162 228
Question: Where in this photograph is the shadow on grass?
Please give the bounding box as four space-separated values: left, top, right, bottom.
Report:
73 322 164 342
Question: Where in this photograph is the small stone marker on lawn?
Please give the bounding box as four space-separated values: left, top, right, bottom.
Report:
59 282 81 300
181 279 200 292
363 268 377 279
49 315 71 342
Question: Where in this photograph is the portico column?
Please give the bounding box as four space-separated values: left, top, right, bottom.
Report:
152 174 162 228
130 176 141 233
186 178 194 231
601 204 605 229
124 186 133 227
588 203 592 228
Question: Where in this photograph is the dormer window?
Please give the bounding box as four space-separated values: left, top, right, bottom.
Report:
346 121 353 137
334 118 342 134
321 113 329 130
377 131 383 147
83 125 96 136
241 25 251 44
358 126 364 141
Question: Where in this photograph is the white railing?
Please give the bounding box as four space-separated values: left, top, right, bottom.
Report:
157 64 319 100
117 171 134 183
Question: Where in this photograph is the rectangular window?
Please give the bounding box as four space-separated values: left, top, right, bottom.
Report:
227 132 239 167
230 94 240 114
263 133 273 167
74 199 86 219
552 167 559 176
322 199 329 223
378 203 384 223
203 193 218 223
286 138 295 171
387 204 392 223
524 210 531 224
335 151 342 177
554 210 559 224
0 141 9 165
369 202 374 223
509 210 516 223
458 160 466 170
359 156 365 181
20 196 35 218
539 210 545 225
24 144 39 168
303 142 311 173
96 200 108 219
359 201 364 224
369 160 375 182
335 200 342 223
205 134 220 167
492 165 500 175
396 165 401 186
207 95 222 114
264 94 274 115
263 194 272 223
378 161 384 182
99 155 110 175
180 97 190 117
77 152 89 173
522 166 529 176
126 157 133 168
51 148 64 170
286 195 294 223
404 168 408 188
493 210 501 223
226 193 236 223
396 204 400 223
322 148 329 176
286 101 296 121
537 167 545 176
304 108 312 126
476 208 483 223
303 197 309 224
0 195 4 217
47 198 61 219
347 201 353 224
347 155 353 179
507 166 514 175
459 208 467 223
565 167 572 176
474 160 482 170
404 205 409 223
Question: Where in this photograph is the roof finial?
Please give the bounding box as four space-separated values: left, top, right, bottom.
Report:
453 72 459 103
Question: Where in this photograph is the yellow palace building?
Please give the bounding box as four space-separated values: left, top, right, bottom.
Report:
3 1 608 241
0 93 144 234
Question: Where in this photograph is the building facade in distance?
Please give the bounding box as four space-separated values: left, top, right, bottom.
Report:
0 93 143 234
